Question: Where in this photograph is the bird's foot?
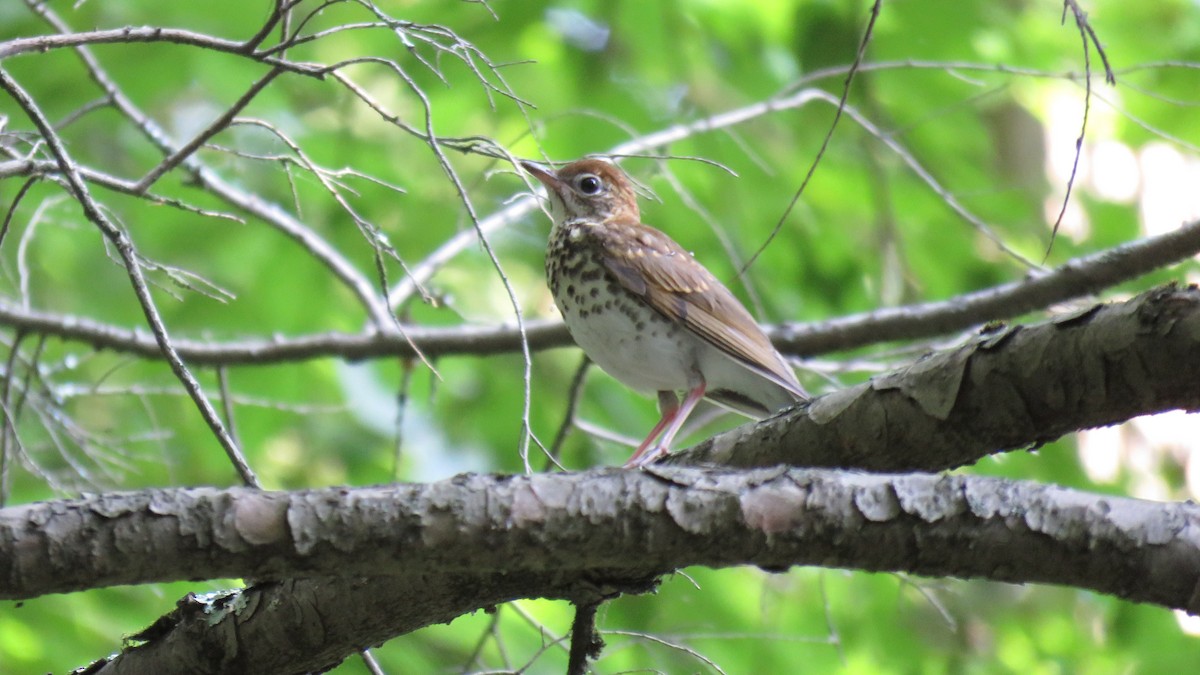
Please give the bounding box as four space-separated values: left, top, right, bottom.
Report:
624 445 667 468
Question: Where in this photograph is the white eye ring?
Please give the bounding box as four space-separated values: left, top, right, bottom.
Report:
575 174 603 195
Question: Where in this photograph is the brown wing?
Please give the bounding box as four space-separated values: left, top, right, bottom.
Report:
592 220 806 398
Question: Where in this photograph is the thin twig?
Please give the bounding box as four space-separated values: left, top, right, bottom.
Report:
216 367 242 452
742 0 882 275
0 65 260 488
369 56 541 471
133 67 284 193
546 355 590 469
1048 0 1118 257
566 600 602 675
807 89 1042 269
26 1 395 327
0 330 24 506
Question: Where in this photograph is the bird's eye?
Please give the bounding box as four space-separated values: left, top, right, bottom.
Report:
576 174 602 195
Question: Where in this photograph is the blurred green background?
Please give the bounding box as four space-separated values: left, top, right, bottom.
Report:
1 0 1198 672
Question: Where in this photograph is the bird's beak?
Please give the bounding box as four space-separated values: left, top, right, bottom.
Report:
520 161 560 189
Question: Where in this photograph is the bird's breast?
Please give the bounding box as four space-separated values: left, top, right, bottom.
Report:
546 225 695 392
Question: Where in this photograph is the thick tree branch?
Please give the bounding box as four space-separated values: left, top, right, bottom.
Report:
683 285 1200 470
6 287 1200 613
3 469 1197 611
36 367 1193 671
86 573 631 675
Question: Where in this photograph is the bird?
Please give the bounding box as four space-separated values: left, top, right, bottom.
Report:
522 158 807 466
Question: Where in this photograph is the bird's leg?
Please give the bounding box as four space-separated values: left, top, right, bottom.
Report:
624 390 680 466
626 383 706 467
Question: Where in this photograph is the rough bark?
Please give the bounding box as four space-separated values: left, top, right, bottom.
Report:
682 285 1200 470
13 285 1198 674
5 470 1198 612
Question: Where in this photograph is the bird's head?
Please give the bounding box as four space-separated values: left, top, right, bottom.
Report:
521 158 640 225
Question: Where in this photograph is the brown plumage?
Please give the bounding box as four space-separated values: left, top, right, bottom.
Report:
524 158 807 465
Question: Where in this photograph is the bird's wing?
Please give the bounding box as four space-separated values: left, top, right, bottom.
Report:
592 220 806 398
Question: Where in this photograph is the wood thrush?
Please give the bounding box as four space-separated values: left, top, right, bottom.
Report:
523 158 808 466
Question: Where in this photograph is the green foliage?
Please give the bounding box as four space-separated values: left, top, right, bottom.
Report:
1 0 1198 672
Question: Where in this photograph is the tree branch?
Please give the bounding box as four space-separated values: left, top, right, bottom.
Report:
5 292 1200 609
0 26 277 62
86 573 619 675
3 469 1197 625
0 220 1195 366
776 223 1200 357
683 285 1200 470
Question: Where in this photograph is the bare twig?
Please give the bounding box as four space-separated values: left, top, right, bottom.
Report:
546 355 590 469
360 54 541 470
742 0 881 275
0 27 296 66
216 366 242 452
0 330 24 505
1049 0 1118 255
0 66 260 488
806 89 1043 269
25 1 395 327
133 68 285 194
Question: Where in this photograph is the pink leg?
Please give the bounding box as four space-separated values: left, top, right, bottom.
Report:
625 390 679 466
625 382 706 467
